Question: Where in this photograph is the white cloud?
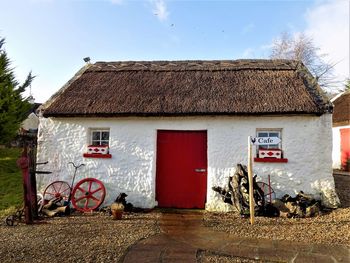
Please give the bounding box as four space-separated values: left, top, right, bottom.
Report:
151 0 169 22
304 0 349 85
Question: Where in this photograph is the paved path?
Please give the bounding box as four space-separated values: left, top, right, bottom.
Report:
122 211 350 262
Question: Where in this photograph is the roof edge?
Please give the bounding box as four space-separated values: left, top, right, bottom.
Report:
43 111 328 118
295 62 333 114
39 64 92 115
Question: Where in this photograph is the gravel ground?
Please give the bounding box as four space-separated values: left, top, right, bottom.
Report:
203 207 350 246
197 250 263 262
334 173 350 208
203 174 350 247
1 174 349 262
0 212 160 263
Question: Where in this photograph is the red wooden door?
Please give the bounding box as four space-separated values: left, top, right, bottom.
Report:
340 128 350 171
156 130 207 209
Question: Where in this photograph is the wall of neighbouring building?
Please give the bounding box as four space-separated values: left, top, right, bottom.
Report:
36 114 338 211
332 125 350 169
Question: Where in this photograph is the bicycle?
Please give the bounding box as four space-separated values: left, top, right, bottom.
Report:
42 162 106 212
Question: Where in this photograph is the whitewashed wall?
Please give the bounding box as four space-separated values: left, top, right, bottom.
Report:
36 114 338 211
332 125 350 169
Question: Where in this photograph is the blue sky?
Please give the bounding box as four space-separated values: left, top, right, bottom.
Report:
1 0 349 102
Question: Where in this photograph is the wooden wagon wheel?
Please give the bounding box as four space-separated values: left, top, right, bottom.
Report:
71 178 106 212
43 181 71 206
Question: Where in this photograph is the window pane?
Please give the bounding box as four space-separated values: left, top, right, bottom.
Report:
92 140 101 146
258 132 268 137
101 132 109 140
270 132 279 138
101 141 109 146
270 144 279 148
92 132 101 141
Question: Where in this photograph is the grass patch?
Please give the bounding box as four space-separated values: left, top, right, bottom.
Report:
0 148 23 217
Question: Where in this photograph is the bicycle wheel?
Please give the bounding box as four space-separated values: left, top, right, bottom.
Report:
256 182 276 203
71 178 106 212
43 181 71 206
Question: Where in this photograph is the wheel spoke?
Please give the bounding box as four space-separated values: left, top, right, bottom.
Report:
61 187 71 193
75 195 87 202
45 192 55 196
77 186 86 193
90 195 100 202
84 197 89 208
90 187 102 195
88 181 93 192
57 182 63 193
51 184 58 193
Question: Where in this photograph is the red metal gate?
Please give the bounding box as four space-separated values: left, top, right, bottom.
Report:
340 128 350 171
156 130 207 209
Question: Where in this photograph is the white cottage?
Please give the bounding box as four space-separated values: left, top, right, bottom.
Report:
37 59 339 211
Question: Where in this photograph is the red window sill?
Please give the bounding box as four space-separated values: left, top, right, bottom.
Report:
83 153 112 159
254 158 288 163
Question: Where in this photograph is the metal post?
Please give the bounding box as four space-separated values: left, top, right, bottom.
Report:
28 142 38 219
268 174 272 204
17 146 33 224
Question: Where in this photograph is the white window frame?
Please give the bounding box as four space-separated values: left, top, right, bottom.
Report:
256 128 282 153
89 128 110 146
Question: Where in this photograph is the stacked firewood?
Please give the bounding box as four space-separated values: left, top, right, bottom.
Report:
213 163 322 218
41 198 70 217
212 163 265 216
272 192 321 218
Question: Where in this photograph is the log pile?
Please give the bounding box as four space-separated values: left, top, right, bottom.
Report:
272 192 321 218
41 198 70 217
213 163 323 218
212 163 265 216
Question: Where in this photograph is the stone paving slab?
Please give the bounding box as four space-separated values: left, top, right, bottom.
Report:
122 211 350 262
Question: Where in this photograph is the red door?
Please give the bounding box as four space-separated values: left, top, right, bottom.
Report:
156 130 207 209
340 128 350 171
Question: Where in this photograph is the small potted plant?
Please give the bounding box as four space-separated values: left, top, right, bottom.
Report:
110 202 124 220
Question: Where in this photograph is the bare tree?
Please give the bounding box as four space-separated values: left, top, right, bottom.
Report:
344 79 350 91
270 32 337 90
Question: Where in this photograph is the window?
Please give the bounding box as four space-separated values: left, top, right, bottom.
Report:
255 129 288 163
91 129 110 146
256 130 281 150
84 128 112 158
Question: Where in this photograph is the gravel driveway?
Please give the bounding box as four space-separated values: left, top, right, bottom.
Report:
0 212 160 263
1 174 349 262
204 173 350 246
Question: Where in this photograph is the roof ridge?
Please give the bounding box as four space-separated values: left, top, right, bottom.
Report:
88 59 300 72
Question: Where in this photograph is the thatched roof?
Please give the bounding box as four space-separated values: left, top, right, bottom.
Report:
332 90 350 126
42 59 332 117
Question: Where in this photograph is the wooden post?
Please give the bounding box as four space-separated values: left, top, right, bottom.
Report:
248 136 255 225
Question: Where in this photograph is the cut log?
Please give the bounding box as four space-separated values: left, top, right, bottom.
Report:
42 209 57 217
42 206 70 217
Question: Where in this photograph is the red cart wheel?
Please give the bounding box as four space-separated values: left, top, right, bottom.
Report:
43 181 71 206
71 178 106 212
